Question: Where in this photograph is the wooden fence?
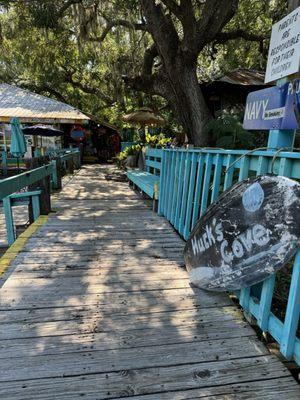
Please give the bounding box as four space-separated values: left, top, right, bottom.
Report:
156 147 300 366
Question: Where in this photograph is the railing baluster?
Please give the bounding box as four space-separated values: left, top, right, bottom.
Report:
211 154 223 203
280 251 300 359
166 151 176 221
200 153 213 216
174 151 186 230
183 152 198 239
179 152 192 237
158 150 167 216
238 156 251 312
170 150 180 225
257 276 276 331
278 157 292 177
191 153 205 229
256 155 274 331
163 151 173 219
223 154 235 191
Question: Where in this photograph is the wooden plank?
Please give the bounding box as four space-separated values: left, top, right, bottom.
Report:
0 163 298 399
120 378 300 400
9 268 189 280
0 306 245 339
0 356 292 399
0 321 254 359
0 288 232 311
0 337 269 383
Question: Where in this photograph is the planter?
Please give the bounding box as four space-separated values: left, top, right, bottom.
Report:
126 155 138 168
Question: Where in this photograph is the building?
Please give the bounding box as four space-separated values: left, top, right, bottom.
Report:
202 68 271 117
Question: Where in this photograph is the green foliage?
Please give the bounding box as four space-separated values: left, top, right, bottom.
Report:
0 1 290 144
198 0 287 81
204 109 254 150
117 144 141 161
145 133 172 148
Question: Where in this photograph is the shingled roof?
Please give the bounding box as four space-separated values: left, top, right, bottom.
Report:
217 68 267 86
0 84 90 124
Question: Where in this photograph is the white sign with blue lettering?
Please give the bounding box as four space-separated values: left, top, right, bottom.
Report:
265 6 300 83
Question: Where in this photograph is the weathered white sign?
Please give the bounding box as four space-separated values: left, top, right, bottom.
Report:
265 6 300 83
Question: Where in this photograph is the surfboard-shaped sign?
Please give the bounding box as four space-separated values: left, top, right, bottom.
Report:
184 175 300 291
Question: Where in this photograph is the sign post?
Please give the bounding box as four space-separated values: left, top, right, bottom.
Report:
265 6 300 150
267 78 295 150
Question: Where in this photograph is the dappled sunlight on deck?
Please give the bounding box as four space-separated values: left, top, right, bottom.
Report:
0 164 299 399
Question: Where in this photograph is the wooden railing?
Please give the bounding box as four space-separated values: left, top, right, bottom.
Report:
156 147 300 366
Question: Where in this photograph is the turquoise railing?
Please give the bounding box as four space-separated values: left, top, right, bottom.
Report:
0 149 81 245
0 164 53 201
157 147 300 366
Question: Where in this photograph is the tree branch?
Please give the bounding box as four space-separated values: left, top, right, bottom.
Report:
161 0 182 18
142 43 159 75
123 71 170 98
61 68 114 105
196 0 239 51
140 0 180 63
87 19 146 43
57 0 82 16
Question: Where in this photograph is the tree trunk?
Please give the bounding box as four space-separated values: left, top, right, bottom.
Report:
164 62 211 146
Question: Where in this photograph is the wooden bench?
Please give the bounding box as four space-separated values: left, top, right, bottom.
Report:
3 190 41 245
127 148 162 210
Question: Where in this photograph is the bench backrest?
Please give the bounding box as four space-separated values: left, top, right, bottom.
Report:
145 148 163 176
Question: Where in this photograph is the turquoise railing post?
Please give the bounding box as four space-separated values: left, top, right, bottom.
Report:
158 149 167 216
255 155 274 330
267 77 295 151
164 151 173 219
31 193 41 221
51 160 59 190
166 151 176 221
238 156 251 313
3 196 15 246
200 153 213 216
179 152 192 236
211 153 223 204
183 152 198 239
1 150 8 177
223 154 235 191
170 150 180 225
280 252 300 359
174 151 186 230
191 153 205 229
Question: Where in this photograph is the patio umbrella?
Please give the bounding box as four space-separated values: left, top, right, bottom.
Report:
122 108 165 142
10 117 27 172
122 108 165 126
10 117 26 158
22 125 63 137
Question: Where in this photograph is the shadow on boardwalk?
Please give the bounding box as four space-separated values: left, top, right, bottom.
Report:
0 165 299 399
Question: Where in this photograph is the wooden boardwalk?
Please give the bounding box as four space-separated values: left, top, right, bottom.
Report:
0 164 299 399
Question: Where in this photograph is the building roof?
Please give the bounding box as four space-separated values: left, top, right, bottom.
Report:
0 83 90 124
217 68 267 86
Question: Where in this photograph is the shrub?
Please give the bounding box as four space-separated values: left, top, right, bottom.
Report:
145 133 172 148
204 109 254 150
